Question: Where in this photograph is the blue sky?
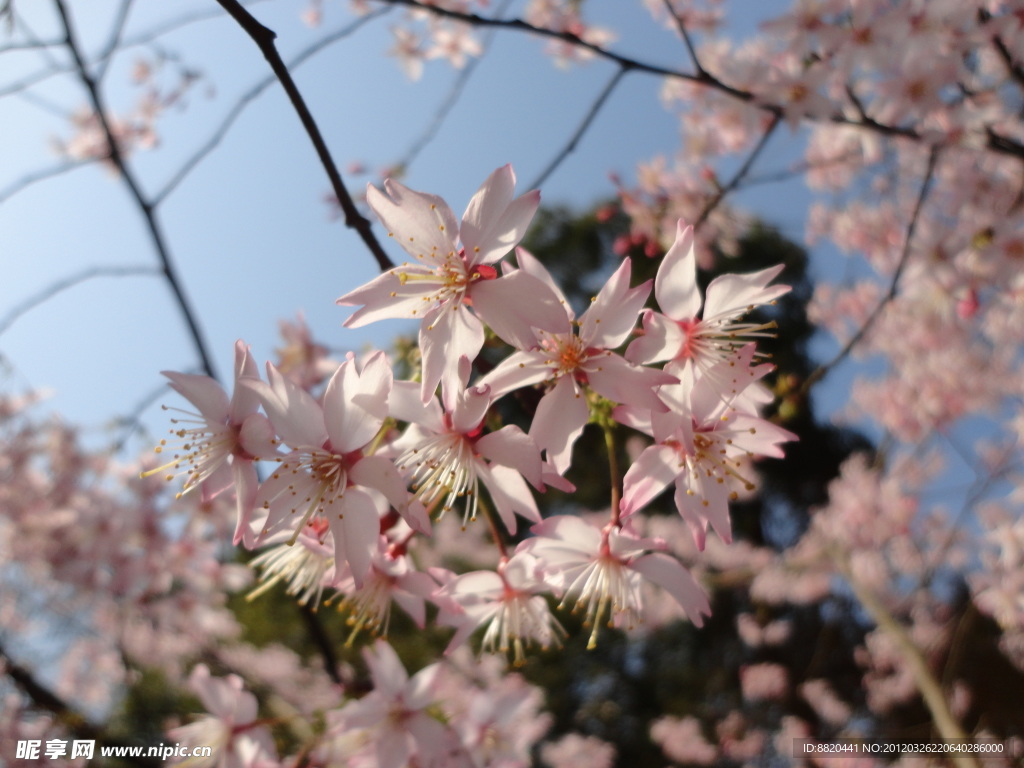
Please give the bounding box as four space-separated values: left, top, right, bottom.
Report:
0 0 845 454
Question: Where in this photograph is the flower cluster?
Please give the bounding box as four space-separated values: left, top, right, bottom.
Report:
152 165 792 669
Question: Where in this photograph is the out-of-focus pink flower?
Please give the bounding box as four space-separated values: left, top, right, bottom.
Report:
650 715 718 766
168 665 277 768
739 662 789 702
540 732 616 768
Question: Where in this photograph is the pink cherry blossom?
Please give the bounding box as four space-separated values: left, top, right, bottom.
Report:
476 250 675 473
519 515 710 648
337 165 569 401
619 344 797 549
431 552 565 665
146 340 277 547
626 219 790 375
387 364 545 533
242 352 410 586
168 664 277 768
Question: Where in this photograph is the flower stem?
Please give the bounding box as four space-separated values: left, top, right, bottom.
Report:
477 495 509 561
602 422 622 526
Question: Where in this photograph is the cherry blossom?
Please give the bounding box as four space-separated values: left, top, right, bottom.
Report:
145 340 277 547
242 352 410 585
519 515 710 648
337 165 569 401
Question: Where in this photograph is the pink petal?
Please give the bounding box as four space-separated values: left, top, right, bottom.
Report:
367 180 457 261
401 498 433 536
419 304 484 404
621 444 681 516
460 165 515 258
388 380 445 433
625 310 686 366
242 364 327 449
583 352 675 411
475 425 543 489
406 662 441 710
232 459 259 547
631 553 711 627
323 354 392 453
515 247 573 320
364 639 409 698
331 488 381 588
529 375 588 475
655 220 702 320
238 412 279 460
702 264 789 323
470 270 571 350
451 380 491 434
579 258 651 350
162 371 229 424
528 514 600 550
474 350 550 400
673 480 709 551
338 269 436 328
611 404 655 437
442 570 504 600
229 340 262 423
477 462 540 533
472 190 541 266
350 455 409 514
200 459 233 502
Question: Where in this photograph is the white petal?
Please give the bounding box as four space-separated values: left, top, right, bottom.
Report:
163 371 229 424
350 455 409 515
470 270 571 349
579 258 651 349
631 553 710 627
367 180 456 262
621 444 681 516
388 380 445 433
419 305 484 404
330 488 380 588
475 424 543 489
655 220 702 320
474 350 551 400
323 354 391 453
478 462 540 533
232 460 259 547
702 264 788 323
529 375 588 475
584 352 675 410
460 164 515 257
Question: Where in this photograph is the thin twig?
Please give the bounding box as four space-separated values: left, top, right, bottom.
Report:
603 422 622 527
0 265 159 337
373 0 1024 162
109 379 173 452
214 0 394 272
800 147 939 395
94 0 133 81
660 0 705 77
154 9 388 205
694 112 782 229
54 0 220 381
393 3 510 173
835 559 979 768
117 0 272 51
0 160 86 205
298 604 343 685
527 66 627 190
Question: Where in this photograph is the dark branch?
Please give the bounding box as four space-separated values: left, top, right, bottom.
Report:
214 0 394 272
527 66 627 190
0 265 158 337
992 33 1024 91
801 147 940 394
660 0 705 78
298 604 343 685
375 0 1024 162
94 0 134 81
154 9 388 205
0 160 86 205
0 642 159 768
694 113 782 228
53 0 220 381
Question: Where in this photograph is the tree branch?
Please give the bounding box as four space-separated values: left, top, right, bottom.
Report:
94 0 133 81
0 642 159 768
0 160 87 205
800 147 939 395
213 0 394 272
0 265 159 337
527 66 627 190
154 8 388 205
660 0 705 78
53 0 220 381
694 112 781 229
374 0 1024 163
